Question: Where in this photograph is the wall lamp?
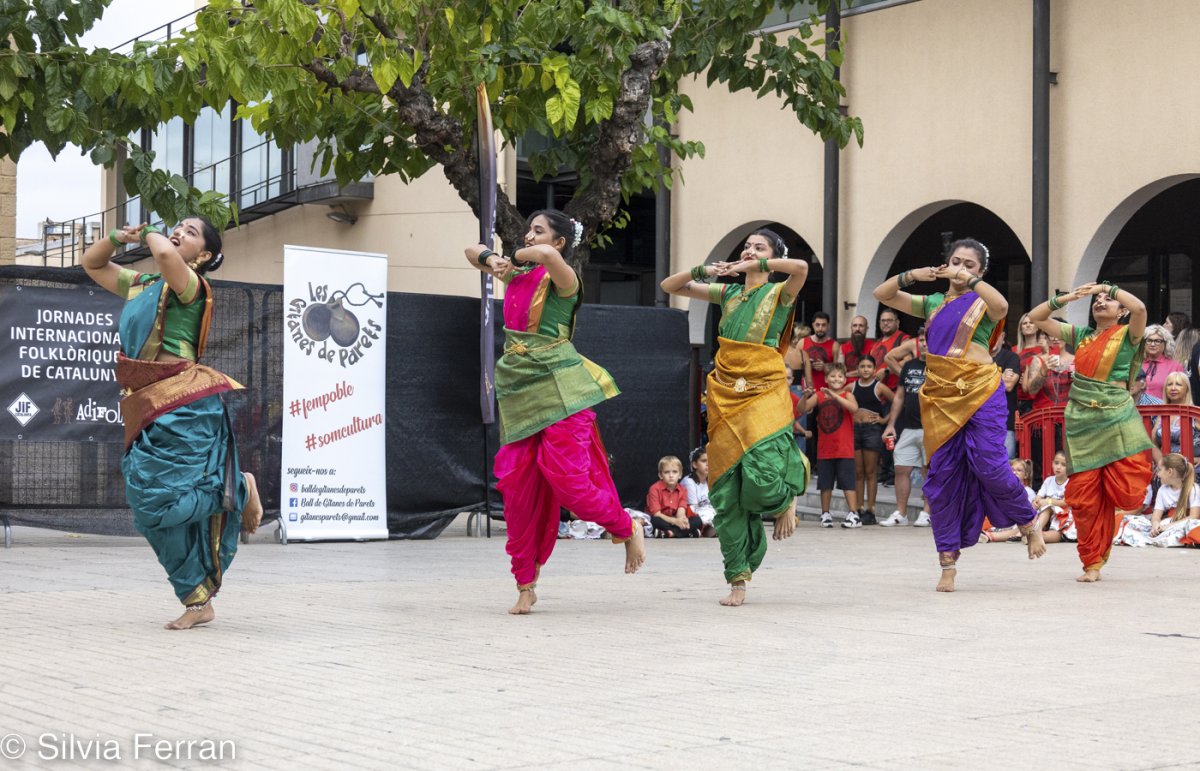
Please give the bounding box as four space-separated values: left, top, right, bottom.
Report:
325 205 358 225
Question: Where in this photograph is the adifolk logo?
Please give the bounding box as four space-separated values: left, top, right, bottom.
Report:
286 282 385 368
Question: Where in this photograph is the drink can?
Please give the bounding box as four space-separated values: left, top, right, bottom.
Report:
884 434 896 451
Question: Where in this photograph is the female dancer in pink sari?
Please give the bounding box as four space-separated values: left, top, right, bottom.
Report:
465 210 645 614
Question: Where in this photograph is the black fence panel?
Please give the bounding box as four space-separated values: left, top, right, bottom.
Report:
1 265 690 539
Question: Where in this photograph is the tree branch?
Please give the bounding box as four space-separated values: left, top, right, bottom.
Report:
566 38 669 257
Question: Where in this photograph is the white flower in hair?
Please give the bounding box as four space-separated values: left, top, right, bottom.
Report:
570 219 583 248
782 245 789 259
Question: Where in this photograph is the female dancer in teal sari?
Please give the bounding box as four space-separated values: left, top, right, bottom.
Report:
662 228 809 606
83 217 262 630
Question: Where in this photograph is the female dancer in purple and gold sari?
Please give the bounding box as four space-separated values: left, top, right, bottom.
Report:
874 239 1044 591
466 209 645 615
83 217 263 629
662 228 809 606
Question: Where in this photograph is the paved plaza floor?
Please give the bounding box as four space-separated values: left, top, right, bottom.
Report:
2 517 1199 770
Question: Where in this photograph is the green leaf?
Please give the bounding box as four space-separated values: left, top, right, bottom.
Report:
89 145 114 165
373 56 398 93
545 95 564 131
558 79 581 131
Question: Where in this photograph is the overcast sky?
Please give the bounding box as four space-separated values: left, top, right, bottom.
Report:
15 0 196 239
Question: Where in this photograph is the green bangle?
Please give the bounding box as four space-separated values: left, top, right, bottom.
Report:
758 258 770 273
1048 294 1065 311
1104 282 1121 298
897 271 911 289
691 265 708 281
477 248 495 268
139 224 161 242
967 275 982 289
108 229 122 249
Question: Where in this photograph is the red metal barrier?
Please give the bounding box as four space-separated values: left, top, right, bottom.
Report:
1016 404 1200 479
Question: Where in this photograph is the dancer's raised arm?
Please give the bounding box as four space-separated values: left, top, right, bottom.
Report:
661 263 721 302
873 265 938 318
1030 282 1147 343
82 223 144 296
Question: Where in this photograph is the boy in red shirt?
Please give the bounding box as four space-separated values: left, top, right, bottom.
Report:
646 455 701 538
804 362 861 528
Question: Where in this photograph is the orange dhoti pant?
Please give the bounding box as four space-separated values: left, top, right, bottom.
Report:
1064 451 1151 571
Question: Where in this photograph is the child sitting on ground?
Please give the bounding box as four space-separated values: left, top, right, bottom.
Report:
1032 450 1074 543
646 455 701 538
804 362 861 527
681 446 718 538
1115 452 1200 547
981 458 1037 542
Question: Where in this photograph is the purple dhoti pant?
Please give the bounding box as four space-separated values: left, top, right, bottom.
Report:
923 382 1036 553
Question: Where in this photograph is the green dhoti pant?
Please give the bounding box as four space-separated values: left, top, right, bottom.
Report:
710 430 808 583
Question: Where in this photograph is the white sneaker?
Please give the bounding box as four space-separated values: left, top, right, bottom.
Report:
820 512 833 528
879 510 910 527
914 511 932 527
842 512 863 529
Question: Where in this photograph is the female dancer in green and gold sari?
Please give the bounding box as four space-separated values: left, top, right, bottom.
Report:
83 217 262 630
662 228 809 606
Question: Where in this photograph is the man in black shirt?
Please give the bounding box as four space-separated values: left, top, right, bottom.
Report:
992 338 1022 459
881 330 930 527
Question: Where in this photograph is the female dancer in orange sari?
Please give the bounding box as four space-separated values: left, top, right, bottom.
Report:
1028 282 1152 582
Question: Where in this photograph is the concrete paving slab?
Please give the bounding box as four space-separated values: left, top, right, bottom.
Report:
1 518 1198 769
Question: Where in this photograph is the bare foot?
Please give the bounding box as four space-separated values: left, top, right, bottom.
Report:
772 499 797 541
624 524 646 574
241 472 263 534
1076 569 1101 583
719 582 747 606
936 567 956 592
1025 526 1046 559
164 603 214 630
508 586 537 615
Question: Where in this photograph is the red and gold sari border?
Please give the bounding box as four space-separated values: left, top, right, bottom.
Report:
117 357 243 449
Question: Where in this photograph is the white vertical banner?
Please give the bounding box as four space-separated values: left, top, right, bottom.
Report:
281 245 389 541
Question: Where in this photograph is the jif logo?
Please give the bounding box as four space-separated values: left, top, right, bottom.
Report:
7 393 39 427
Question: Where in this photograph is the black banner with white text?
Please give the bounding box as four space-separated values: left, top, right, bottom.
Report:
0 283 125 442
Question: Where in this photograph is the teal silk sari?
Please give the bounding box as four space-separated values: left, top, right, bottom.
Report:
118 277 246 606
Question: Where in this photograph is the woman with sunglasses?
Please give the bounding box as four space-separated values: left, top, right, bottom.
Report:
1028 282 1153 583
1138 324 1184 402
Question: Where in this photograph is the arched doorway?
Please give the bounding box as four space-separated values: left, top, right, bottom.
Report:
685 222 822 355
1073 176 1200 327
857 202 1029 339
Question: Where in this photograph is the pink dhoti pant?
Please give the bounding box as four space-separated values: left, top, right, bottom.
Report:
494 409 634 586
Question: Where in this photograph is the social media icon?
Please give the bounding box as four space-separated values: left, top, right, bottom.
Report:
289 482 298 492
289 497 298 507
289 512 298 521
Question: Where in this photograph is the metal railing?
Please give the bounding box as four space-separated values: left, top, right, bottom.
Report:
30 139 296 268
110 9 201 52
1017 403 1200 481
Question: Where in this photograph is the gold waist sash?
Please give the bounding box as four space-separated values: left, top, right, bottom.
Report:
919 354 1000 459
706 338 792 485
